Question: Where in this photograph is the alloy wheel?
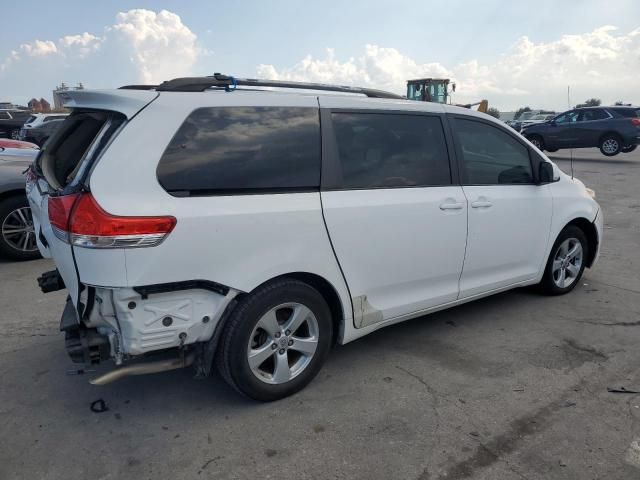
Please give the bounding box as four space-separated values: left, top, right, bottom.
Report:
602 138 619 155
2 207 37 253
552 238 583 289
247 302 319 385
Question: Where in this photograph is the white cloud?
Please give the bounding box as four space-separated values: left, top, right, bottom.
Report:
259 26 640 110
19 40 58 57
110 9 199 83
0 9 200 100
2 13 639 111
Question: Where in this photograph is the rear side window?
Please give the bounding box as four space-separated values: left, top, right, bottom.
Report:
580 109 609 121
330 113 451 189
614 108 640 118
157 107 320 195
455 118 533 185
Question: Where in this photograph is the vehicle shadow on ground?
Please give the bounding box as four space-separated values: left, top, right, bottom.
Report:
71 286 545 415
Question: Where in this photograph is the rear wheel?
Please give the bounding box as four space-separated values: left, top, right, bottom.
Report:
599 134 622 156
539 226 588 295
622 145 637 153
9 129 19 140
527 135 544 150
0 196 40 261
216 278 333 401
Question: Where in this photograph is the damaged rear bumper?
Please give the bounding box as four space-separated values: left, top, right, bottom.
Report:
56 281 240 374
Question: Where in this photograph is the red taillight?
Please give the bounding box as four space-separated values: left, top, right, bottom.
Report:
631 118 640 126
48 194 80 233
48 193 176 248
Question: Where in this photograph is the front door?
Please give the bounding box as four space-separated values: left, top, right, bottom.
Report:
451 116 552 298
548 110 581 148
319 107 467 327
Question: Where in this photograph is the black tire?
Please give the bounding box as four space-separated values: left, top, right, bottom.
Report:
216 278 333 401
0 196 41 261
527 135 544 151
10 129 19 140
622 144 637 153
545 147 559 153
539 225 588 295
599 134 622 156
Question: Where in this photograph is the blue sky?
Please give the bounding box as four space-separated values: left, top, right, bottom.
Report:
1 1 639 110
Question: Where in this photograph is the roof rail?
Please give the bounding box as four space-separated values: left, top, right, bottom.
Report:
120 74 404 99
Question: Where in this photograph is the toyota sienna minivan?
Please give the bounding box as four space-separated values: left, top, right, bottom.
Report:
27 75 603 401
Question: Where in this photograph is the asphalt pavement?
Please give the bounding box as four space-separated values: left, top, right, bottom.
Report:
1 147 639 480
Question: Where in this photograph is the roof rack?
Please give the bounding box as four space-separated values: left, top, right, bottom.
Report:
119 74 404 99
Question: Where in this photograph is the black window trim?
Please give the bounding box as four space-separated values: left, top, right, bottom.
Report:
449 114 542 186
320 108 457 191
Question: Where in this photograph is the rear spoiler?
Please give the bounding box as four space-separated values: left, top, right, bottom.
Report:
58 89 159 119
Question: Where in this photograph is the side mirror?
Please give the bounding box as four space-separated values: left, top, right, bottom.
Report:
538 162 555 184
550 120 557 126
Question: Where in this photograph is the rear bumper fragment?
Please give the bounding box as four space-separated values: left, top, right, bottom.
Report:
60 297 110 364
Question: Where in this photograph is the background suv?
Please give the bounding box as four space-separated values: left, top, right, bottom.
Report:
27 76 602 401
523 106 640 156
0 109 31 139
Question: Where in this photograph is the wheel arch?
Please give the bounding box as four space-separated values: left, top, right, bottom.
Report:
598 130 622 144
256 272 347 345
564 217 599 267
0 189 27 203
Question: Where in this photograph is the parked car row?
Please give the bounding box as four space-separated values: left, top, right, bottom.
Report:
19 113 68 146
0 109 31 140
0 110 68 146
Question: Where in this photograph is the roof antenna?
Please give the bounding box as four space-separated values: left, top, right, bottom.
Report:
568 85 574 179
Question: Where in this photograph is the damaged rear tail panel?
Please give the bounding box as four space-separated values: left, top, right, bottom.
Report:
27 89 159 344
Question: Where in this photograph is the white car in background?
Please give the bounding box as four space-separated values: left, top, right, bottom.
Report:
27 76 603 401
19 113 69 143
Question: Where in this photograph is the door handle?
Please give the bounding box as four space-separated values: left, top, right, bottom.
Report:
471 200 493 208
439 202 464 211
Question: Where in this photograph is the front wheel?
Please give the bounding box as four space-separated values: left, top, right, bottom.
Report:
599 134 622 156
539 226 588 295
216 278 333 401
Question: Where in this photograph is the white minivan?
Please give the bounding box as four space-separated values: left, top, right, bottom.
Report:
26 76 603 401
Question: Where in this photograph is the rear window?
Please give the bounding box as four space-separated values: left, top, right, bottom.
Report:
613 108 640 118
157 107 321 195
38 111 125 190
